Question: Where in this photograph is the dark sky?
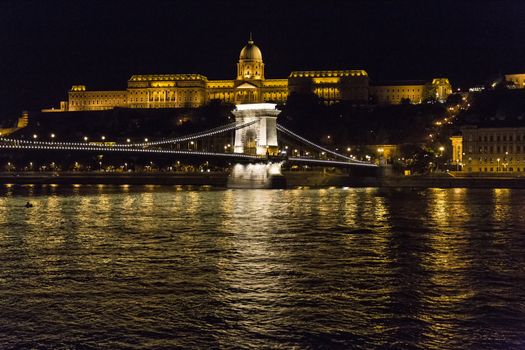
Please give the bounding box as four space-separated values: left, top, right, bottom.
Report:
1 0 524 118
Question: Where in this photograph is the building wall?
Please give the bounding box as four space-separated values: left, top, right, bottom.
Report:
432 78 453 101
450 135 463 166
68 86 127 111
370 85 424 104
505 73 525 89
461 126 525 173
288 70 369 104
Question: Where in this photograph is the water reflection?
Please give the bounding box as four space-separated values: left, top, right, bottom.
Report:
0 187 524 349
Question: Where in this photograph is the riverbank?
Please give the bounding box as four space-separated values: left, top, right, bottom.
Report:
0 172 229 186
1 171 524 188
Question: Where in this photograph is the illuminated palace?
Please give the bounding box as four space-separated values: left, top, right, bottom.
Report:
43 37 452 112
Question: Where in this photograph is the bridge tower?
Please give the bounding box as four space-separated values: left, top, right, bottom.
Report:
233 103 280 156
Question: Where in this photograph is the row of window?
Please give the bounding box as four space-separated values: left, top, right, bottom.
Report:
469 157 525 163
469 167 522 172
70 96 204 106
467 134 524 142
467 144 525 153
377 88 422 93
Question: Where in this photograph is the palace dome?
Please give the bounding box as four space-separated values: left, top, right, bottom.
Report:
239 39 262 61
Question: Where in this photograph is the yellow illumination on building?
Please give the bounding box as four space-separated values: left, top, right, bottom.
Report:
313 77 340 84
43 38 451 112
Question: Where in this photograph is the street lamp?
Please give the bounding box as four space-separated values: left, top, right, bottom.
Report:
84 136 89 142
101 136 106 141
50 133 55 140
497 158 501 172
33 134 38 139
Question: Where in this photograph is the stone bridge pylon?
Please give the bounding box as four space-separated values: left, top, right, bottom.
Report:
233 103 280 156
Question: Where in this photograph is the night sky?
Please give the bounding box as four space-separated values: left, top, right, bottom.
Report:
1 0 524 119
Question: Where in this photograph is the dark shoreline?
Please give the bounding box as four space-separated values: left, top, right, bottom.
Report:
1 171 525 189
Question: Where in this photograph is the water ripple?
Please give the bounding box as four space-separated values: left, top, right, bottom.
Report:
0 186 524 349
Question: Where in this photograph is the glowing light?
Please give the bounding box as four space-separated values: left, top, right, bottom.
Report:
33 134 37 139
101 136 106 140
235 103 276 111
84 136 88 141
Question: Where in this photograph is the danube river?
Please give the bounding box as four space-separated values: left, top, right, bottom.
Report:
0 185 524 349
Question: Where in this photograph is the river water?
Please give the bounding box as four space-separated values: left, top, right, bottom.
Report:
0 185 524 349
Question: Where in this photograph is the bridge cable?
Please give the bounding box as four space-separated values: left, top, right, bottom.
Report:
276 124 371 164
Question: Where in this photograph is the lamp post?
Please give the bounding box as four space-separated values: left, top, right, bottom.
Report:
438 146 445 172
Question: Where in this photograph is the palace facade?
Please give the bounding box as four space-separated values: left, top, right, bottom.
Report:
43 37 452 112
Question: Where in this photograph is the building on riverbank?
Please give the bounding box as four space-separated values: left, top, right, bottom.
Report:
458 125 525 174
42 37 452 112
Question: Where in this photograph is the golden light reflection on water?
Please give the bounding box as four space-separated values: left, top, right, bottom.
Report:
1 187 524 349
216 190 289 318
421 188 475 345
492 188 512 223
0 198 7 226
